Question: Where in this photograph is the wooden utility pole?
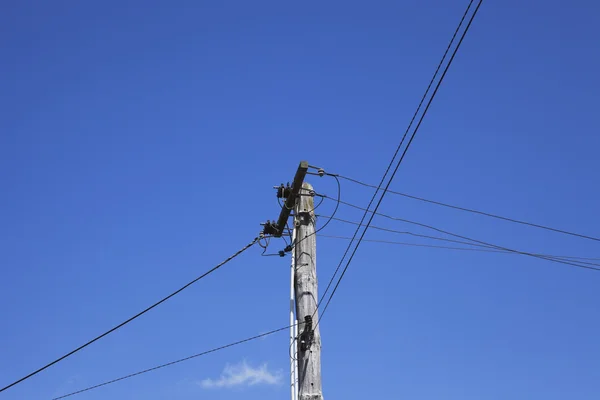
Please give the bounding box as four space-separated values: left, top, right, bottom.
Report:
262 161 323 400
294 182 323 400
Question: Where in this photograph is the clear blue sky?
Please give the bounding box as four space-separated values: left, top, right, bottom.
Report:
2 1 599 399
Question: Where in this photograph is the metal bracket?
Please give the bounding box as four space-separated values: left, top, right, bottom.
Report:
273 161 308 237
296 211 312 227
299 315 314 352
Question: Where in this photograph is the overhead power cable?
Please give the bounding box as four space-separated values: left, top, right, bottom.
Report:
328 196 600 270
319 234 600 266
327 215 496 249
324 215 600 266
1 237 259 394
50 324 292 399
334 174 600 243
317 0 484 325
320 212 600 272
312 0 480 317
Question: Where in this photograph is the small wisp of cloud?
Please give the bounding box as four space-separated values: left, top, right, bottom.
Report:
199 360 282 389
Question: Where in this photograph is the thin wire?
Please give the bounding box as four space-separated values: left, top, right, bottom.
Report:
293 174 341 249
259 235 271 252
312 0 478 320
335 174 600 243
318 0 484 325
50 324 296 399
281 232 290 247
326 198 600 265
329 195 600 270
286 221 294 245
312 195 325 212
321 212 600 271
320 234 505 252
326 215 496 249
319 234 600 266
0 237 260 394
289 334 299 362
260 235 284 257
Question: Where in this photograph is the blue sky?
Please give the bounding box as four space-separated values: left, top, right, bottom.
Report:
1 1 600 399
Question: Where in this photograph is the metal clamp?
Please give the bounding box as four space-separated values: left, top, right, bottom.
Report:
299 315 314 352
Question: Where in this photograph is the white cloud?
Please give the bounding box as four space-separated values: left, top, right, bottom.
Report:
199 360 282 389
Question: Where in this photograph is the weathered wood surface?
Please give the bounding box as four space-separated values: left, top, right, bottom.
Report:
295 182 324 400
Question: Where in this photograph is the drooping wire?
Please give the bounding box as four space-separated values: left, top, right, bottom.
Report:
317 0 484 325
334 174 600 243
0 237 260 393
258 234 271 252
259 235 281 257
306 194 326 213
50 323 298 399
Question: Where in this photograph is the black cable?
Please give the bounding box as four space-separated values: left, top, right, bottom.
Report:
0 237 260 394
293 174 341 249
298 187 326 213
311 175 341 237
50 324 294 399
259 235 282 257
320 234 506 252
318 0 484 325
326 215 496 250
258 235 271 253
319 234 600 266
322 196 600 267
331 196 600 270
321 212 600 271
335 174 600 243
312 195 325 212
310 0 479 322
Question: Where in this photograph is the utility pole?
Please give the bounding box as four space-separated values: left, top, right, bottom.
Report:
263 161 323 400
294 182 323 400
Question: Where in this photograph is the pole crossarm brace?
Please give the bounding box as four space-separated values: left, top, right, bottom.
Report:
273 161 308 237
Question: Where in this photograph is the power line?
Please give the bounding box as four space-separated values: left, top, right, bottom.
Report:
321 233 500 252
312 0 480 317
334 174 600 243
333 196 600 270
50 324 292 399
321 212 600 271
327 215 496 249
318 0 484 324
319 234 600 267
1 237 259 394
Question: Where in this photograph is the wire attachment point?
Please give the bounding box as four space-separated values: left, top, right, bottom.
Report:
275 183 292 199
299 315 314 352
262 220 279 236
